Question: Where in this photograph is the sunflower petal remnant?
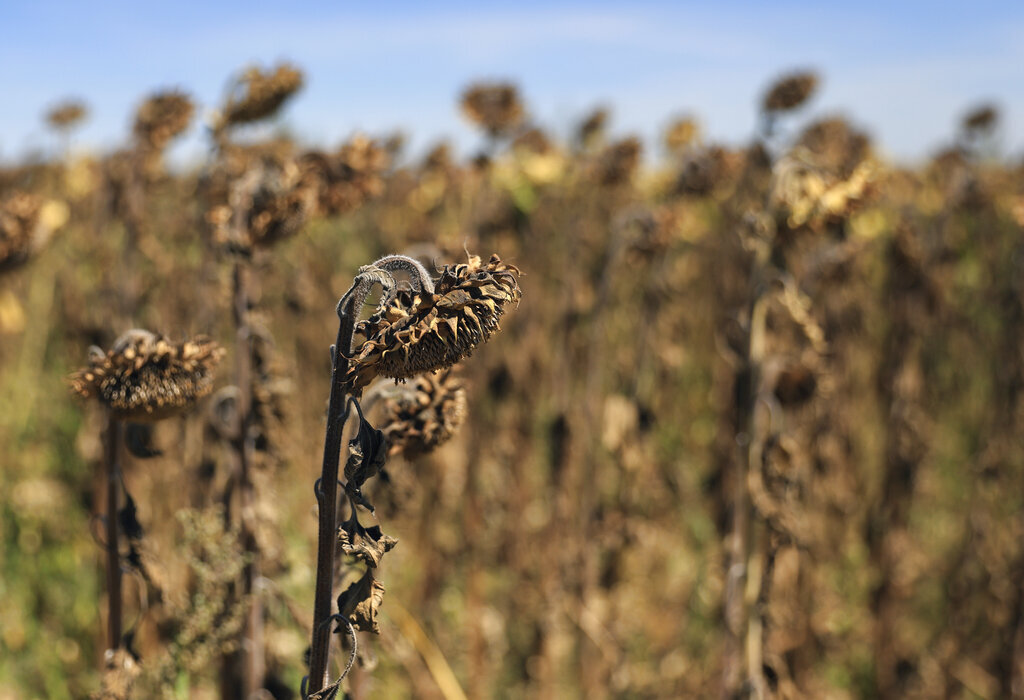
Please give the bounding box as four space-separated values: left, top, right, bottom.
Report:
344 253 521 395
69 329 225 421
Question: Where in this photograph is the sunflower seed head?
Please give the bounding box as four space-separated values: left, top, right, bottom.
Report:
69 330 225 421
345 253 521 395
380 370 468 459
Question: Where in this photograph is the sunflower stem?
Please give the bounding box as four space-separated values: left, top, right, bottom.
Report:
104 413 124 653
307 290 359 695
231 258 265 698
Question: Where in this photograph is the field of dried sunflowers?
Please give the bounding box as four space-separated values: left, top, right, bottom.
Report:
2 64 1024 699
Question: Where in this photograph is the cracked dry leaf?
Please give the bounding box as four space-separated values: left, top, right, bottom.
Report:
338 521 397 568
337 570 386 634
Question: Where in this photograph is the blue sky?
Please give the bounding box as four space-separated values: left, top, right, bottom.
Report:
1 1 1022 165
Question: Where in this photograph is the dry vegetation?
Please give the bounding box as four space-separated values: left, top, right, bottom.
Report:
1 65 1023 699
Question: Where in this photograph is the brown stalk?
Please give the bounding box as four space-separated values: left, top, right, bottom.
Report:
721 249 770 698
105 414 125 652
307 288 359 694
232 258 264 698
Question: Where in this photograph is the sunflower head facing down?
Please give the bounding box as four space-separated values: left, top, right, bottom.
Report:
380 369 468 460
70 330 225 421
342 253 521 395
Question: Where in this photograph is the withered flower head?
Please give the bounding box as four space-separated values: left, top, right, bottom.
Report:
577 107 609 149
219 63 304 129
459 82 525 137
207 154 316 252
664 117 701 154
134 90 195 151
45 100 88 131
962 103 999 133
762 71 819 113
380 370 467 459
301 134 391 216
344 253 521 394
69 329 225 421
0 192 68 274
675 145 743 197
422 142 454 173
797 117 871 177
594 137 642 186
512 128 553 155
770 147 876 230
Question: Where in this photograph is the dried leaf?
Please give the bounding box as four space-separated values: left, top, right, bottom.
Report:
337 570 386 634
338 521 398 568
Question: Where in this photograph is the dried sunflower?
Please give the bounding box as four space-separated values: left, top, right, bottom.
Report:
45 100 88 131
796 117 871 178
0 192 68 273
70 330 224 421
343 253 521 394
206 155 317 253
664 117 701 154
962 104 998 133
218 63 304 129
762 71 818 113
576 107 608 150
459 82 524 138
379 370 467 459
134 91 194 151
594 137 642 186
770 148 876 230
301 135 390 216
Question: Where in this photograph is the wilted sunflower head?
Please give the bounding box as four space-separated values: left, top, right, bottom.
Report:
459 82 525 138
379 370 467 459
0 192 69 274
206 154 317 253
962 103 999 134
664 117 701 154
594 137 642 186
218 63 304 129
796 117 871 178
770 147 876 231
134 91 195 151
69 329 225 421
300 134 391 216
576 107 609 150
343 253 521 395
762 71 819 113
45 100 88 131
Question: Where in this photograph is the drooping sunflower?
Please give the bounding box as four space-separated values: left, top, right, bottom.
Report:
0 192 68 274
344 254 521 394
70 330 224 421
459 82 525 138
218 63 304 129
762 71 818 113
379 370 467 459
134 91 194 151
